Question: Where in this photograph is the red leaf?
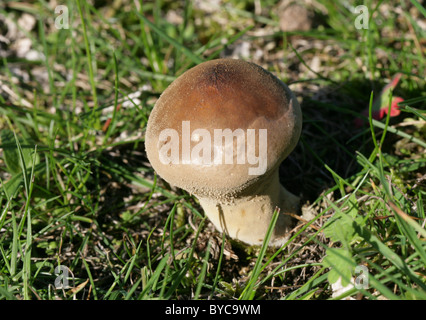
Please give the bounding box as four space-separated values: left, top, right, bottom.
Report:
354 74 404 127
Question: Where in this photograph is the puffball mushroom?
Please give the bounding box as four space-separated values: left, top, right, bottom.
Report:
145 58 302 246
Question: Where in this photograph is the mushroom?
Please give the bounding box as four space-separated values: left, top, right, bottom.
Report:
145 59 302 246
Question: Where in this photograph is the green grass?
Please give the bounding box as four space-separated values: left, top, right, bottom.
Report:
0 0 425 300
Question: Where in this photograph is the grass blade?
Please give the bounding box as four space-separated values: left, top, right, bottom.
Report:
135 11 204 65
239 208 280 300
324 196 426 292
194 241 212 299
76 0 99 125
410 0 426 17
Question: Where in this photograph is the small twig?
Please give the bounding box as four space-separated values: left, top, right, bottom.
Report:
284 212 321 231
412 174 426 190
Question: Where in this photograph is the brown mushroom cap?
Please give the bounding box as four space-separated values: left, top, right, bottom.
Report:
145 59 302 201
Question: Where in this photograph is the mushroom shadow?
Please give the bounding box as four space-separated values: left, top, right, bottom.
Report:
278 77 420 204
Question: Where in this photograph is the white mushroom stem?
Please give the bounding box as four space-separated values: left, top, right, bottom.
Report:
197 169 299 246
